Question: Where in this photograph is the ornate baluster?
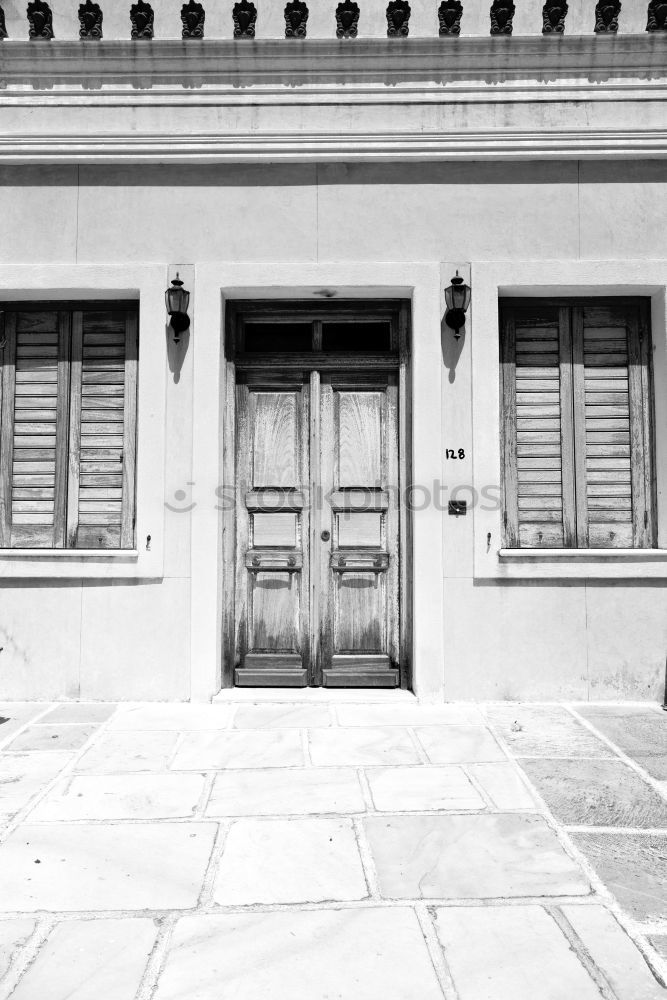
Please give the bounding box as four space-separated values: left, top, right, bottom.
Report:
79 1 103 39
647 0 667 30
438 0 463 36
182 0 205 38
594 0 621 32
490 0 514 35
284 0 308 37
233 0 257 37
336 0 360 37
130 0 154 39
386 0 411 37
27 0 54 39
542 0 568 33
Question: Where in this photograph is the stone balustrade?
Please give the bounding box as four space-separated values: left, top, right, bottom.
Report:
0 0 660 41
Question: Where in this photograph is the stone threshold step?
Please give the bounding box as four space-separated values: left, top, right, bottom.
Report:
212 688 420 704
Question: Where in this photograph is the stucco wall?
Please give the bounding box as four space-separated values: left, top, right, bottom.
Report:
1 160 666 701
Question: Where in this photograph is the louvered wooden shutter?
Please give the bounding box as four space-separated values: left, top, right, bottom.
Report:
573 302 654 548
501 304 576 548
0 304 138 550
66 308 138 549
0 310 71 548
501 299 654 549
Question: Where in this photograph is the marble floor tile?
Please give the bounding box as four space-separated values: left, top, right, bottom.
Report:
30 773 206 821
571 832 667 922
171 730 304 770
41 704 118 725
487 706 613 758
74 731 179 773
213 817 367 904
366 765 485 812
308 727 420 766
414 726 506 764
9 918 157 1000
575 706 667 756
519 758 667 828
0 823 216 911
154 909 444 1000
0 919 35 979
335 704 485 727
434 905 602 1000
6 724 98 753
0 752 73 821
231 704 332 729
561 904 666 1000
108 704 234 731
364 814 590 899
467 762 539 810
0 704 52 746
635 756 667 781
206 768 365 816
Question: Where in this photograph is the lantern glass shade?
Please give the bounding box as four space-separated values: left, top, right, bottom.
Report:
166 277 190 317
445 275 471 313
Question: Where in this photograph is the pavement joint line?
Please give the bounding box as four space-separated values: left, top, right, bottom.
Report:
459 763 494 810
135 913 178 1000
547 905 620 1000
356 768 376 811
564 825 667 836
194 771 217 819
405 726 433 764
564 704 667 801
164 731 186 770
0 913 56 1000
196 820 231 909
415 903 460 1000
0 703 56 753
300 727 313 766
0 710 119 846
351 815 381 900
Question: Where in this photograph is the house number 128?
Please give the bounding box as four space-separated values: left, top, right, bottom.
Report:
445 449 465 459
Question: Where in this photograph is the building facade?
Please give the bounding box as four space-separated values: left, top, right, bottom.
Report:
1 0 667 702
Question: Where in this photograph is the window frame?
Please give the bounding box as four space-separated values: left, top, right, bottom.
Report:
499 295 656 551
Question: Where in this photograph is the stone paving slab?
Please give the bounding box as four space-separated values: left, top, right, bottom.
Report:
5 724 98 753
153 908 445 1000
570 832 667 922
561 904 667 1000
365 765 485 811
109 704 234 731
0 823 217 911
335 704 485 727
7 918 157 1000
415 725 506 764
0 752 74 822
467 762 539 810
308 727 420 766
0 705 52 746
30 773 207 821
487 706 614 757
213 817 368 904
434 905 604 1000
171 730 304 769
231 704 332 729
40 704 118 725
520 757 667 828
205 767 366 816
363 813 590 899
74 731 180 773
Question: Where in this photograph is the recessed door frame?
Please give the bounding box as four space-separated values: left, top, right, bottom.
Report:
221 298 412 689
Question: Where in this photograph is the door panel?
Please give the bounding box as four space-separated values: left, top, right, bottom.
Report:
234 377 310 687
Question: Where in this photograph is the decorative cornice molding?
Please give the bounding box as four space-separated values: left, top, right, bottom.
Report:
3 127 667 163
0 36 665 87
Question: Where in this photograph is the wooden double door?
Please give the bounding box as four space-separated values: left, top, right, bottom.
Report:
226 303 408 688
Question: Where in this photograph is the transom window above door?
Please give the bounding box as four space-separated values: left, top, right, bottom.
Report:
500 298 655 549
0 302 138 550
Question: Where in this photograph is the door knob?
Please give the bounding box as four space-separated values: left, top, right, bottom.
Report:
321 530 330 541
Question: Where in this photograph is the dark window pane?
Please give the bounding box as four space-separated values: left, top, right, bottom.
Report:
322 322 391 352
244 323 312 352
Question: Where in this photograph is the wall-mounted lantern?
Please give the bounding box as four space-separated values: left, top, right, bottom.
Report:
444 270 471 339
165 274 190 342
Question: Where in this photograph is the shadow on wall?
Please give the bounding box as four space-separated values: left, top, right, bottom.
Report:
441 312 465 383
166 322 189 383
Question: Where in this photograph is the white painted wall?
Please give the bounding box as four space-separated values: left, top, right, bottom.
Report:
1 160 666 701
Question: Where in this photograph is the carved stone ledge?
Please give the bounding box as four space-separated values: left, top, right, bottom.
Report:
233 0 257 38
336 0 360 37
542 0 568 33
181 0 205 38
130 0 154 39
284 0 308 38
438 0 463 36
490 0 514 35
386 0 411 37
27 0 54 39
79 0 103 39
